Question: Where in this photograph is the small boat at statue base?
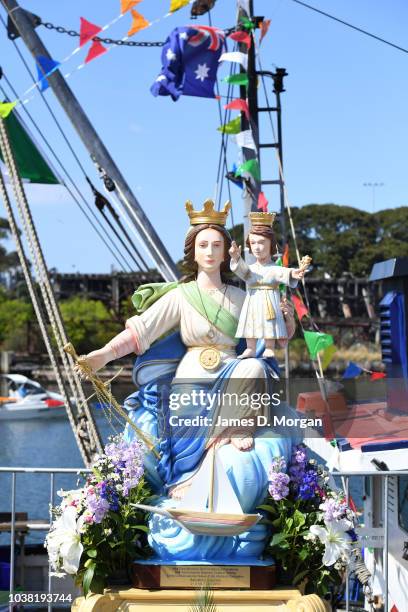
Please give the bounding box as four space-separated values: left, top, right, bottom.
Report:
135 445 262 537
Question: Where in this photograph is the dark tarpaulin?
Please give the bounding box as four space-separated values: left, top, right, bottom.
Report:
0 108 59 184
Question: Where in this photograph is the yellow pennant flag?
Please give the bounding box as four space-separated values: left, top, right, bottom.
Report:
121 0 141 14
321 344 337 370
128 8 149 36
0 101 17 119
170 0 190 12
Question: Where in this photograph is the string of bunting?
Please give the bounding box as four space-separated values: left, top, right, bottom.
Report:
1 0 195 115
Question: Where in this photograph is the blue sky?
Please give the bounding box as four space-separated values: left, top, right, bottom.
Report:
0 0 407 273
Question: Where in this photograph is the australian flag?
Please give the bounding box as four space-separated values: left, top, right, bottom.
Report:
151 25 226 101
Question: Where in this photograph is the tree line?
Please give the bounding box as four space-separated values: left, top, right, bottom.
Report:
0 203 407 353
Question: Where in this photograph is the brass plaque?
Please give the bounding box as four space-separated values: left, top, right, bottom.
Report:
160 565 250 588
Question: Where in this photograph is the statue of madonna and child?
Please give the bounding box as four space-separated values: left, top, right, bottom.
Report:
79 199 308 564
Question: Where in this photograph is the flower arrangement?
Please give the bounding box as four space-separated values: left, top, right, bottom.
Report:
46 436 152 596
261 444 359 598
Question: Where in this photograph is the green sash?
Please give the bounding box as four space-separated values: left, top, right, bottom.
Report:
131 282 178 314
179 281 238 341
132 281 238 341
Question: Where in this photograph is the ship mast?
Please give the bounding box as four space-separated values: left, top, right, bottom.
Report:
0 0 179 282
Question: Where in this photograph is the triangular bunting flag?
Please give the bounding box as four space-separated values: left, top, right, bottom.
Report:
342 362 363 379
85 40 107 64
260 19 271 44
36 56 60 92
219 51 248 70
224 73 249 87
128 8 149 36
238 0 250 13
170 0 190 12
227 164 244 190
235 158 260 181
240 16 255 31
235 129 256 150
224 98 250 120
304 330 333 360
121 0 141 13
282 243 289 267
0 101 17 119
370 371 387 381
257 191 268 211
321 344 337 370
229 30 252 48
79 17 102 47
217 116 241 134
292 294 308 320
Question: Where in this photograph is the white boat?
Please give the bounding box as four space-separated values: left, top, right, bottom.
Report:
135 445 262 537
0 374 66 421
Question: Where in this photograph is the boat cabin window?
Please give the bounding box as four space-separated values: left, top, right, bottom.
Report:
398 475 408 534
7 380 45 397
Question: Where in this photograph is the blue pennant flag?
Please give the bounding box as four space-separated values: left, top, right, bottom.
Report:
151 26 226 101
36 56 60 92
342 361 363 379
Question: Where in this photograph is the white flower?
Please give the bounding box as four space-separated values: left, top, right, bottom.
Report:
46 506 84 575
309 520 352 566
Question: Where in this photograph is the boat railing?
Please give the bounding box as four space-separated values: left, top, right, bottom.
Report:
1 467 408 611
0 466 90 611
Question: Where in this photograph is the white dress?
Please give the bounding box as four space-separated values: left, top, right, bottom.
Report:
231 258 298 340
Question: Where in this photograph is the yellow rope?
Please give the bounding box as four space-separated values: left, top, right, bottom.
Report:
64 343 160 458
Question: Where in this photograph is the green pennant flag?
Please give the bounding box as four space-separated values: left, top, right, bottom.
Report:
0 101 17 119
0 104 59 184
321 343 337 369
235 158 260 181
224 73 249 87
240 16 255 30
274 257 286 293
304 331 334 360
217 116 241 134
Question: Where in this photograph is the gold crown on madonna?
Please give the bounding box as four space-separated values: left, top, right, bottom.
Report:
249 211 276 227
185 199 231 226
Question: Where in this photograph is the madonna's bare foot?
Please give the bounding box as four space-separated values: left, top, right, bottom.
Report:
262 348 275 358
230 435 254 451
238 348 256 359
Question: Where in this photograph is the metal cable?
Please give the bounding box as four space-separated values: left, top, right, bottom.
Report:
0 117 102 464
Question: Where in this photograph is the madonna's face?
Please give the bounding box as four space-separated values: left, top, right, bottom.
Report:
194 228 225 273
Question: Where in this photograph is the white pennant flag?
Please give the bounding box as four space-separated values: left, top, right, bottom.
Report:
219 51 248 71
238 0 250 14
235 130 257 151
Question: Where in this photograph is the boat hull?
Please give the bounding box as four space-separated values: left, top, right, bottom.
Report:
0 403 66 420
166 509 261 536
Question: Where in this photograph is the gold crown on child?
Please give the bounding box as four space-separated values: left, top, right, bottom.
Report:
185 199 231 226
249 211 276 227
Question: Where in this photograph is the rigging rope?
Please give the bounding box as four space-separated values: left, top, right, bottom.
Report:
0 117 103 465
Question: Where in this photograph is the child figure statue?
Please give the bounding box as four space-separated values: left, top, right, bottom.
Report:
229 211 311 359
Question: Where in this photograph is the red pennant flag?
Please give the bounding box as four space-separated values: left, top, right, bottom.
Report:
85 40 107 64
257 191 268 212
282 243 289 267
260 19 271 44
224 98 250 120
79 17 102 47
229 30 252 49
370 372 387 381
121 0 141 14
292 294 309 320
348 495 357 513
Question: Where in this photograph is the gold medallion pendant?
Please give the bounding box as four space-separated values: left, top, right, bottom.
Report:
199 347 221 371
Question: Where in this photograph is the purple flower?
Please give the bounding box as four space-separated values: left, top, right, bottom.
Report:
86 491 110 523
268 456 290 501
320 496 348 522
298 469 319 500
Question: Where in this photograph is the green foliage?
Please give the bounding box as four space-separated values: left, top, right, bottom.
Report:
188 585 218 612
59 297 121 354
0 292 33 350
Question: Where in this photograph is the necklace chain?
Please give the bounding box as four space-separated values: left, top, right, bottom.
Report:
196 282 228 341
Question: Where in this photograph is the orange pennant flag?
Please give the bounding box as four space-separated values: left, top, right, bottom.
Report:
260 19 271 44
85 40 107 64
282 243 289 267
121 0 141 14
128 9 149 36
